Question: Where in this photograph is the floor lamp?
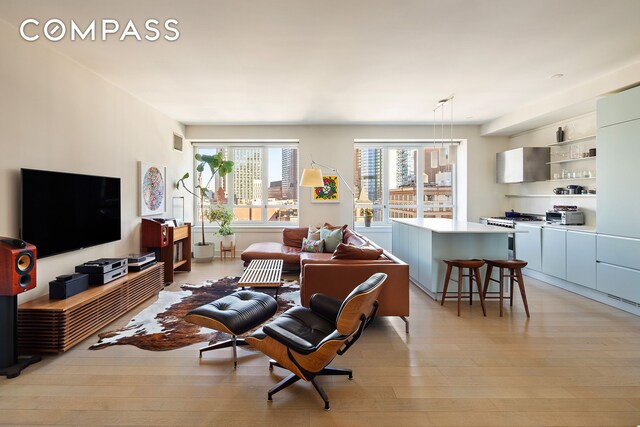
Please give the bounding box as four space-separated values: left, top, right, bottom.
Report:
300 160 356 229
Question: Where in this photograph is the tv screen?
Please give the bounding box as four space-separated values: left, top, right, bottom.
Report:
20 169 121 258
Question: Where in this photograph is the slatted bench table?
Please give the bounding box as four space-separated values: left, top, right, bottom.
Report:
238 259 284 299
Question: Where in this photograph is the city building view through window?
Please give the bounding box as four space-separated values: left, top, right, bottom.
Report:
194 145 298 225
354 144 456 225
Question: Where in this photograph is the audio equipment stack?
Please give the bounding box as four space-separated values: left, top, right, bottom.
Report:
0 237 41 378
75 258 128 285
125 252 157 272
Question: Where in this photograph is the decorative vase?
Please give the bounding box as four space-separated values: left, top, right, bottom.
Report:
364 216 372 227
556 126 564 142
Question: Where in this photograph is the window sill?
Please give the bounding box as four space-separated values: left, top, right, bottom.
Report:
193 224 296 233
355 225 392 232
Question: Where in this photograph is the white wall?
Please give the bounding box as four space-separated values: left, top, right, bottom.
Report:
506 113 597 225
185 124 510 238
0 20 193 302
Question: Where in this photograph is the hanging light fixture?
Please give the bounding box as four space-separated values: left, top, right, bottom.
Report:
433 96 455 167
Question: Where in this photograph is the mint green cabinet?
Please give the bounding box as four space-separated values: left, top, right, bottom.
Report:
566 231 596 289
597 85 640 239
542 228 566 279
515 223 541 271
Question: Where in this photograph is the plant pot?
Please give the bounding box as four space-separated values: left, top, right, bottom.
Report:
364 216 373 227
220 234 236 249
193 242 214 263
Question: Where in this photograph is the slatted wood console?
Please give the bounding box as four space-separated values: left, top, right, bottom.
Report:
17 263 164 354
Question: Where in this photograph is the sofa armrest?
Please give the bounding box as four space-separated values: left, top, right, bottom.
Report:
300 262 409 317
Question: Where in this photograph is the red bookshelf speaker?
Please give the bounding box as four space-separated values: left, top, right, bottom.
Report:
0 237 40 378
141 219 169 248
0 238 37 296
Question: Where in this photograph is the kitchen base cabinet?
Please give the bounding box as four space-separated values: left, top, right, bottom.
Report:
596 263 640 304
566 231 596 289
515 224 542 271
542 228 566 279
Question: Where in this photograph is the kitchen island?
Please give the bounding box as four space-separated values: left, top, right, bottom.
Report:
391 218 522 299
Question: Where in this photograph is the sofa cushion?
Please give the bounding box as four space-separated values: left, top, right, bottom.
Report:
307 225 321 240
300 252 333 262
320 227 343 252
331 243 383 260
241 242 302 266
301 237 324 253
346 232 367 246
323 223 348 232
283 227 309 248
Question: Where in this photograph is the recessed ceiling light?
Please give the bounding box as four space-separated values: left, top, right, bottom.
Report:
550 73 564 79
466 116 473 119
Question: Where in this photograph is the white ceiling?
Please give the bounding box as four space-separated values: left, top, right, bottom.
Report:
2 0 640 131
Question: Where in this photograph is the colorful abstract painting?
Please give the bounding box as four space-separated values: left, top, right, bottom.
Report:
312 175 339 203
140 161 166 216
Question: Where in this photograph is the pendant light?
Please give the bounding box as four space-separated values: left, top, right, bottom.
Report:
433 96 456 167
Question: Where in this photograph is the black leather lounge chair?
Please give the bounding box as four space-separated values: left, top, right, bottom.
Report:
246 272 387 410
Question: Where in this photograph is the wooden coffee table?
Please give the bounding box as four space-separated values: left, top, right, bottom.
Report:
238 259 284 299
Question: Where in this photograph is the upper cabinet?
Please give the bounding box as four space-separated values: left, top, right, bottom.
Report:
598 85 640 128
597 86 640 239
496 147 550 183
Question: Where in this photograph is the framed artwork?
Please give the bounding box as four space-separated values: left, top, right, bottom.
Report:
312 175 339 203
139 161 166 216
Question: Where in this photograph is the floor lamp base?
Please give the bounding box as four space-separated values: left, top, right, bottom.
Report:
0 355 42 379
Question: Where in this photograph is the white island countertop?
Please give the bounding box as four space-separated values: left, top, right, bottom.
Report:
392 218 524 234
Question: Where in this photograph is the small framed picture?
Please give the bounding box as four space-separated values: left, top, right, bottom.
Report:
312 175 339 203
139 161 167 216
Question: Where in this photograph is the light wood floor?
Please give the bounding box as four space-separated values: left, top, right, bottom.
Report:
2 259 640 426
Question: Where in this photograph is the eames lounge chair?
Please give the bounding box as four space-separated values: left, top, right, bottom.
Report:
246 272 387 410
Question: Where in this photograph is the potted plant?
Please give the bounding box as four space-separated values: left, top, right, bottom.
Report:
206 204 235 249
361 208 373 227
176 152 234 262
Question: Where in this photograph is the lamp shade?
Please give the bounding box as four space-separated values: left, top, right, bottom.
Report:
355 188 372 204
300 168 324 187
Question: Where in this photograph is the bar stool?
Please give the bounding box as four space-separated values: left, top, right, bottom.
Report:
441 259 487 317
482 259 530 317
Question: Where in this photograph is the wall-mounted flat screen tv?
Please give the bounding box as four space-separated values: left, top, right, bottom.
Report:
20 168 121 258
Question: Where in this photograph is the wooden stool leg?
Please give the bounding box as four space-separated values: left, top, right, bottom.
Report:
457 267 463 316
509 268 515 307
474 267 487 316
516 269 531 318
483 265 493 298
499 267 504 317
468 268 473 306
441 264 452 305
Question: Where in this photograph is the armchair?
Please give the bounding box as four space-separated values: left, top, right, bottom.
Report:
246 272 387 410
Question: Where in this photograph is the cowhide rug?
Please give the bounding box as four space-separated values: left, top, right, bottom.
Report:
90 276 300 351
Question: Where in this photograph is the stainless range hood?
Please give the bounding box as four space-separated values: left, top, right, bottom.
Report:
496 147 550 183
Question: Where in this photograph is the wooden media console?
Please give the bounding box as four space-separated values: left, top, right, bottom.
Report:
17 262 164 354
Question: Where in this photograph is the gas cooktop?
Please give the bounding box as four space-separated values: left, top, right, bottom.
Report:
485 214 544 228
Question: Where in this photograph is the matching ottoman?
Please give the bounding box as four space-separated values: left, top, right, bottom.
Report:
185 290 278 368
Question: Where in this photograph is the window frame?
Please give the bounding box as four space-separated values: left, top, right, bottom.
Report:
192 141 299 227
354 141 459 226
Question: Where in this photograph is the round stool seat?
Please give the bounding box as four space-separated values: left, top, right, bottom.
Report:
483 259 528 269
444 259 485 269
185 290 278 336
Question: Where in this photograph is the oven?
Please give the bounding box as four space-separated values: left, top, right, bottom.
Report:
481 214 543 260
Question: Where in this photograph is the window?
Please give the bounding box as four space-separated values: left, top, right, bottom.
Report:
193 143 299 226
354 143 457 225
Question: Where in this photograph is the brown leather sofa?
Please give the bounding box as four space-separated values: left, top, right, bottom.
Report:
241 226 409 328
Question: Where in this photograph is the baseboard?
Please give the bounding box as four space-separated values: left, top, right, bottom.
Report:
523 268 640 317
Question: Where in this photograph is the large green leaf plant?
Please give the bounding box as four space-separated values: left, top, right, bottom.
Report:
175 152 234 246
